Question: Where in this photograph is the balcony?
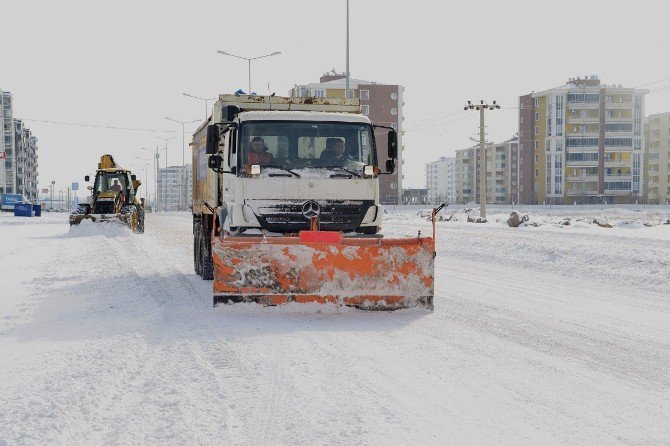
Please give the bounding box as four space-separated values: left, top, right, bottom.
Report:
566 175 599 182
568 102 600 109
565 189 599 196
568 116 599 124
604 189 631 196
566 160 599 167
605 116 633 123
604 161 630 168
605 175 632 182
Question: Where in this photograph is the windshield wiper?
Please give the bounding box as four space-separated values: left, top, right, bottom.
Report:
313 165 362 178
262 165 301 177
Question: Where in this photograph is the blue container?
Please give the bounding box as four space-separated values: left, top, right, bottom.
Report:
14 203 33 217
33 204 42 217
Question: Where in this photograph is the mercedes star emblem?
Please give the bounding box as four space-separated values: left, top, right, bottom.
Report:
301 201 321 219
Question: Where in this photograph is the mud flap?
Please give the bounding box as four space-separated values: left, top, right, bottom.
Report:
211 232 435 310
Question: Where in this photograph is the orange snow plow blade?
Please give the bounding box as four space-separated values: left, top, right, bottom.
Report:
212 231 435 310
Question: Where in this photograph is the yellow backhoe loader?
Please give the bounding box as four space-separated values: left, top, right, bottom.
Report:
69 154 145 233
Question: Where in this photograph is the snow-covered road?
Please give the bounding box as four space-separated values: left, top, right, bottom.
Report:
1 211 669 445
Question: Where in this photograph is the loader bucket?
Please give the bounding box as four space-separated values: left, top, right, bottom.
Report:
211 231 435 310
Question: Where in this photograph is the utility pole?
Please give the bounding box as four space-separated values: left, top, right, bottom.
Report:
345 0 350 96
465 100 500 219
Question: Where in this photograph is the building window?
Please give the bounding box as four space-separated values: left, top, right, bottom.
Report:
535 112 539 121
360 90 369 100
312 89 325 98
361 105 370 115
535 126 539 136
533 98 539 107
346 90 354 99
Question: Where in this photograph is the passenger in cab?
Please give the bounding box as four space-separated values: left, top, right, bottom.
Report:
247 136 274 165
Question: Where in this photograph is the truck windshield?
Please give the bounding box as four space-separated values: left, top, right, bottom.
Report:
238 121 376 176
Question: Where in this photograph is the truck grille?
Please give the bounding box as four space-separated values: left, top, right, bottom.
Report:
251 200 374 233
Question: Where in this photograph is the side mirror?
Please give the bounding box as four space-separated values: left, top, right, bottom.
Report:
84 175 90 182
205 124 220 154
131 174 137 181
385 159 396 173
208 154 223 170
387 129 398 159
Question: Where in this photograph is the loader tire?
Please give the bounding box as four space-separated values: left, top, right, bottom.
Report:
194 221 202 276
136 206 145 234
200 221 213 280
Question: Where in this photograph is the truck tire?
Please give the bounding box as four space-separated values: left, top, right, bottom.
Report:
200 219 213 280
194 220 202 276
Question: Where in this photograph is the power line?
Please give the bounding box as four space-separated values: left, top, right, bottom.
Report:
20 118 186 134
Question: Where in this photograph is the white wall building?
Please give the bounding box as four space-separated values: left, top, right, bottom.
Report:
425 156 455 204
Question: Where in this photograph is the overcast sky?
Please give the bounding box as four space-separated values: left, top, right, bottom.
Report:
4 0 670 193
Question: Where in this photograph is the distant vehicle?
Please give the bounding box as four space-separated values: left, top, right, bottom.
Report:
1 194 26 212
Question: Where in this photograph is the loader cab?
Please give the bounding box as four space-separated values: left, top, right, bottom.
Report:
93 171 134 204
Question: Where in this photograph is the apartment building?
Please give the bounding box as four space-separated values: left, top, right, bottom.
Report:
519 76 646 204
425 156 456 204
455 137 516 205
158 164 192 211
644 113 670 204
1 90 39 201
290 71 404 205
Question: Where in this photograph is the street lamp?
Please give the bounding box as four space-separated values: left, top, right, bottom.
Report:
183 93 217 121
140 147 159 211
155 137 176 211
135 156 151 205
165 117 198 211
216 50 281 94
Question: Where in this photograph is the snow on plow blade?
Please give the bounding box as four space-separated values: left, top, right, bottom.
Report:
212 232 435 310
69 213 125 225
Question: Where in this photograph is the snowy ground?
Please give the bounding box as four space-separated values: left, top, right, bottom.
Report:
1 208 669 445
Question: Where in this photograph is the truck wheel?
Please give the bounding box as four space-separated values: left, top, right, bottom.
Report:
200 220 213 280
194 221 202 276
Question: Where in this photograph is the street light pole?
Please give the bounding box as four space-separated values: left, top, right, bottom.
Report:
216 50 281 94
140 147 159 210
346 0 350 95
165 117 198 210
135 157 150 205
465 100 500 220
155 137 176 211
183 93 217 121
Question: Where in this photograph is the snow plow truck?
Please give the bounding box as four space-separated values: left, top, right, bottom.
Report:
69 154 145 233
192 94 439 309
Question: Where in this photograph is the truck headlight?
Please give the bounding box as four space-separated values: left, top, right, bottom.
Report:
364 165 375 176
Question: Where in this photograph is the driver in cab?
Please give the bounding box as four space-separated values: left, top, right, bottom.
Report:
319 138 350 164
247 136 274 165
